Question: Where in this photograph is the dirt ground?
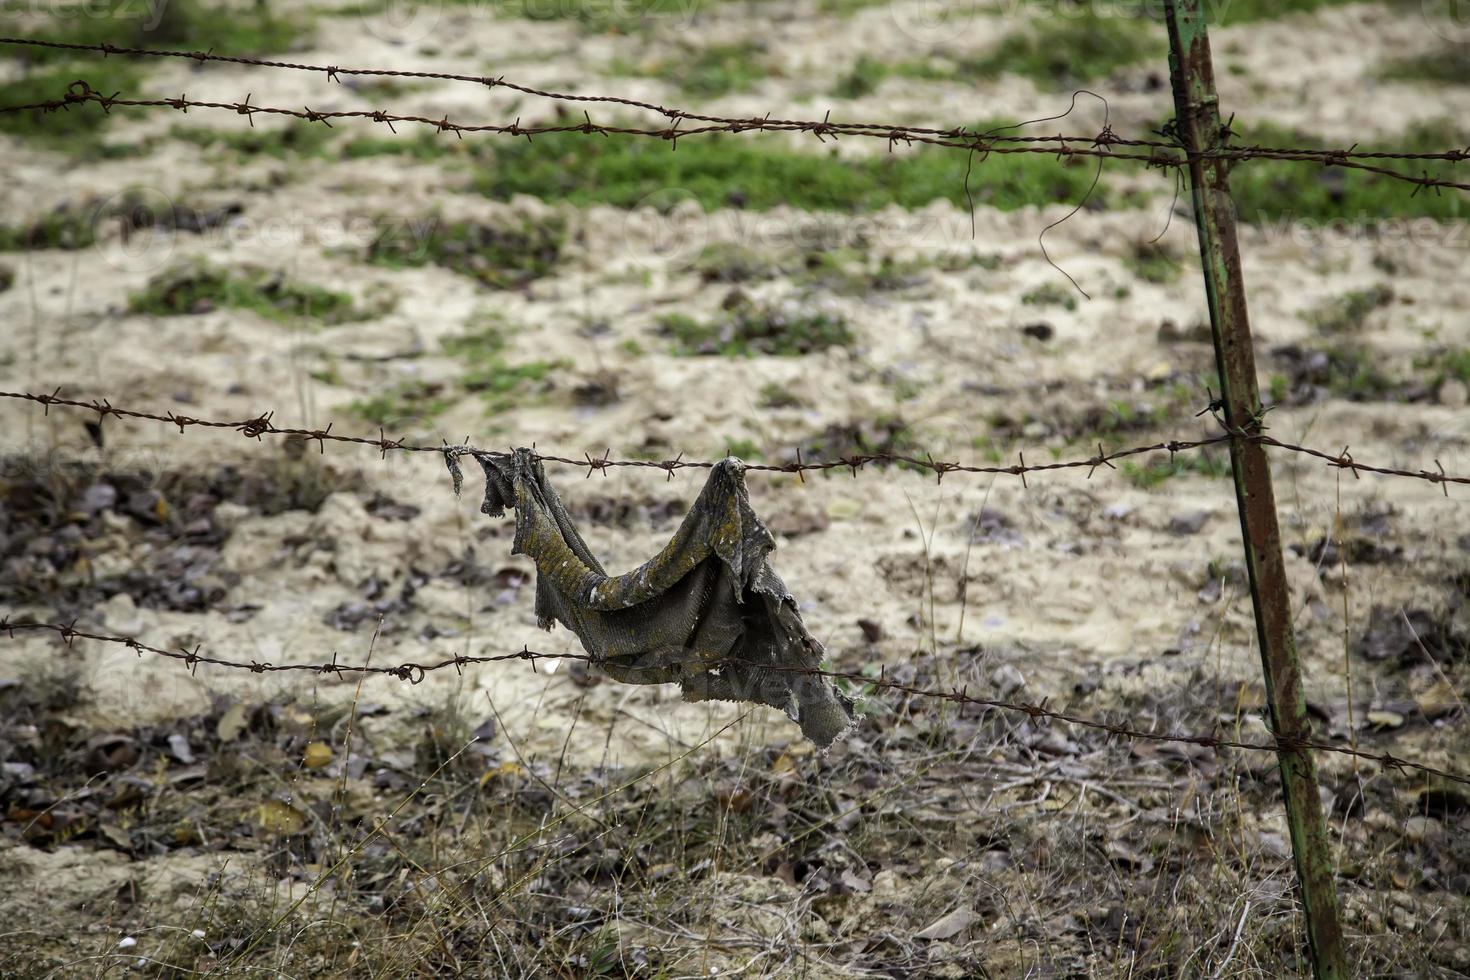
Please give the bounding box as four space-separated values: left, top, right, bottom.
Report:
0 0 1467 976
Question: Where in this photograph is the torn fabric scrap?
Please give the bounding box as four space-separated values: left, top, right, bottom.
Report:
445 447 856 747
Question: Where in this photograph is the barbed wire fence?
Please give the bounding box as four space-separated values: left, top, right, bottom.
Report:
0 385 1463 787
2 37 1468 196
2 387 1467 489
3 619 1464 788
0 12 1467 974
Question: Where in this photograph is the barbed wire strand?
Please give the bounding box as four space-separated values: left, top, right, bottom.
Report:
4 38 1469 168
1 388 1464 490
2 76 1468 197
2 620 1462 787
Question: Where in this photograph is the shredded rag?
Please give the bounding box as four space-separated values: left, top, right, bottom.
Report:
445 448 855 747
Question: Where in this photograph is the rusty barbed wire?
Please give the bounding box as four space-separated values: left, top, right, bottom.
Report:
1257 435 1467 496
2 71 1468 196
0 36 1032 141
3 39 1469 174
2 619 1463 787
2 388 1465 491
0 80 1175 164
0 386 1229 483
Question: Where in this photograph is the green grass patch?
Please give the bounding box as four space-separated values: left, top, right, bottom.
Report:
757 381 804 409
1414 347 1470 389
722 436 763 460
1272 342 1400 403
464 358 563 404
1122 449 1230 488
953 12 1163 87
130 263 375 325
441 319 510 361
0 63 143 149
831 54 888 99
337 114 1099 215
343 130 455 162
1230 119 1469 225
659 299 853 356
472 124 1100 213
1210 0 1412 24
2 0 310 60
1382 44 1470 86
355 0 704 31
689 242 785 282
1439 349 1470 385
0 1 309 151
1021 281 1079 311
441 317 568 412
348 381 454 426
1321 345 1397 401
170 121 336 159
1124 240 1183 284
816 0 890 13
0 194 108 250
0 191 242 251
489 0 698 30
799 249 932 295
1303 285 1394 334
795 414 921 471
366 214 566 289
624 41 770 99
1084 400 1168 437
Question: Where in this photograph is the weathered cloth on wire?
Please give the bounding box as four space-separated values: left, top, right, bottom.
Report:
445 448 855 747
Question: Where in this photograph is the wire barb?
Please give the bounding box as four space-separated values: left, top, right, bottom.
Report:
0 48 1464 195
3 619 1462 786
2 389 1464 490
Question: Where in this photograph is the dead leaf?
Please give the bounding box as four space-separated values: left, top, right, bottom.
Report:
99 823 133 851
1105 839 1154 872
85 734 138 773
167 733 194 764
113 879 140 912
915 907 978 941
1233 682 1267 711
217 704 249 742
714 784 752 812
303 741 333 769
167 765 208 787
1415 680 1461 720
257 799 307 836
1257 832 1290 860
1366 710 1405 731
479 760 525 788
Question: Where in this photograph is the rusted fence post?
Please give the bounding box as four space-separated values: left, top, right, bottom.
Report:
1161 2 1350 977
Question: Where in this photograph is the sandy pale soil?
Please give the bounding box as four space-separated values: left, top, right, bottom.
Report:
0 0 1467 976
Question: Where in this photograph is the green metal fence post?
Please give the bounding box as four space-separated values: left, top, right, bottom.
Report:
1161 2 1350 977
